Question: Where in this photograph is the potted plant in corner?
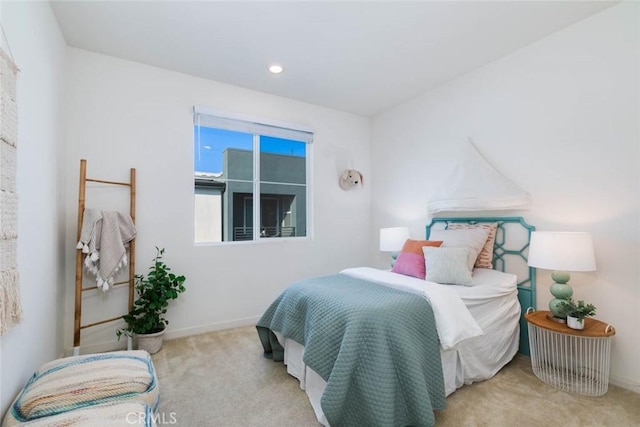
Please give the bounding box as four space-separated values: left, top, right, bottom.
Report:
117 247 186 354
558 297 597 330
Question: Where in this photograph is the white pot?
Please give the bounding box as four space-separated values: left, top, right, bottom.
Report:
136 328 166 354
567 315 584 330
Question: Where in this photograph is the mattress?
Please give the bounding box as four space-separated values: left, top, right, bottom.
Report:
274 267 520 426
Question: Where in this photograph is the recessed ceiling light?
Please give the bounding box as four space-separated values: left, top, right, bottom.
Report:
268 64 284 74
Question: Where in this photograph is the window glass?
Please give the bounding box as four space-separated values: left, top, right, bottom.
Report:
259 136 306 239
194 111 311 243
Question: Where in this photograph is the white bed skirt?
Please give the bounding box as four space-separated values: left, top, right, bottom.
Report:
273 286 519 426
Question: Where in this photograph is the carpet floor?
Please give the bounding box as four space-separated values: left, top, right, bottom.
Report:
152 326 640 427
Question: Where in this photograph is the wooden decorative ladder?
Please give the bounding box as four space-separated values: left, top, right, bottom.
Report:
73 159 136 355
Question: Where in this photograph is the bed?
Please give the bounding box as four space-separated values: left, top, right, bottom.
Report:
257 217 536 427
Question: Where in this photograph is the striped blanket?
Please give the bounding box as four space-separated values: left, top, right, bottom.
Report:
2 351 158 426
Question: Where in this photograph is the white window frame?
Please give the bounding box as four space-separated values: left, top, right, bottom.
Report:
194 106 314 244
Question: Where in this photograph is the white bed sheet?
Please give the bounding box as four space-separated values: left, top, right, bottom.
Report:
340 267 483 350
273 267 520 426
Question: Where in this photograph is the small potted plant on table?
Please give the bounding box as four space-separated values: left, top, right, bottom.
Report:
117 247 186 354
558 297 597 330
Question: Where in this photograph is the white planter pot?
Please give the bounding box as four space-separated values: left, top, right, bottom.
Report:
136 328 166 354
567 316 584 330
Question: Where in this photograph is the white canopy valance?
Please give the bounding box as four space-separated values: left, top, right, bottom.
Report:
427 142 532 214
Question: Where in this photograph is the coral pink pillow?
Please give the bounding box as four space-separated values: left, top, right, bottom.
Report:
392 239 443 279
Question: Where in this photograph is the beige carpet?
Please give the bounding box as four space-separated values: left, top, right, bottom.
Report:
152 326 640 427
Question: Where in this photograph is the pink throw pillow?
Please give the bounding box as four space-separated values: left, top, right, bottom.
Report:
391 239 443 279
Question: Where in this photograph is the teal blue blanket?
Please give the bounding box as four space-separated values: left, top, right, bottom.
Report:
256 273 445 427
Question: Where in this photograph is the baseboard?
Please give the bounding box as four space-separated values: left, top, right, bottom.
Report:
63 316 261 356
64 340 129 357
163 316 260 340
610 374 640 393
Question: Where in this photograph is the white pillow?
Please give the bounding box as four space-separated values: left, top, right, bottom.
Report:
423 246 473 286
428 228 491 271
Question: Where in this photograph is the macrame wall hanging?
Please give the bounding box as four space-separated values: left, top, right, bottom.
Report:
0 26 22 336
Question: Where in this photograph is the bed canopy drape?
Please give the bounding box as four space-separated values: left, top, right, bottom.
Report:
427 141 532 215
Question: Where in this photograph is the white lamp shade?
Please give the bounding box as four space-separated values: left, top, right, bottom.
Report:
528 231 596 272
379 227 409 252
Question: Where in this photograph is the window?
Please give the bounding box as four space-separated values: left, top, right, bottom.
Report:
194 107 312 243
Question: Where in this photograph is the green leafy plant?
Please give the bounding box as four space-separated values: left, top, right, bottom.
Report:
557 297 597 321
117 247 186 339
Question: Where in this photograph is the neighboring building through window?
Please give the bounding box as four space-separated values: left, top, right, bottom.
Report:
194 107 312 243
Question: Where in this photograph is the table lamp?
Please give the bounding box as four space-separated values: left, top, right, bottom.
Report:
527 231 596 322
379 227 409 267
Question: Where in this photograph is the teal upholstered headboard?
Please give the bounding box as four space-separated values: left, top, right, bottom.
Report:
425 216 536 355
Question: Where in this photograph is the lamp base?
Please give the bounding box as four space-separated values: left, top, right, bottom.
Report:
548 271 573 318
546 313 567 323
390 251 399 268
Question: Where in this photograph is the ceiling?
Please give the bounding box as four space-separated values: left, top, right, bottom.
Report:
50 1 616 117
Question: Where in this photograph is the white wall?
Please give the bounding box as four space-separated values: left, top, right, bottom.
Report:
0 1 67 413
371 2 639 392
62 49 372 351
